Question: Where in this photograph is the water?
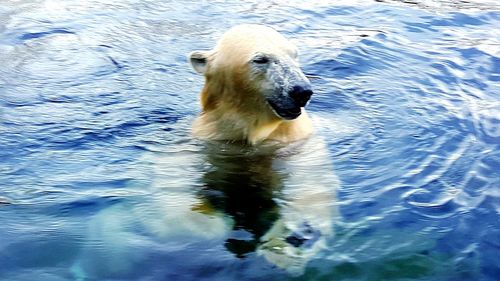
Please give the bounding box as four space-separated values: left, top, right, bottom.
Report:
1 0 499 280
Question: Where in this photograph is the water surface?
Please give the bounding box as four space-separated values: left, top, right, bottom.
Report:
0 1 499 280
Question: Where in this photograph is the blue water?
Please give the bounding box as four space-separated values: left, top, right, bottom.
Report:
1 1 499 280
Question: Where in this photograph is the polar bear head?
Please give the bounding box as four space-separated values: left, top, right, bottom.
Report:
189 24 314 143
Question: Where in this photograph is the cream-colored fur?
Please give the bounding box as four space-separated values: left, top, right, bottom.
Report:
190 24 313 144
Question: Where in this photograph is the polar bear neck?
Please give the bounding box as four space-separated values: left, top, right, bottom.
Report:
192 104 313 145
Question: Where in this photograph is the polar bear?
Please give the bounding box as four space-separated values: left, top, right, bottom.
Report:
188 24 338 273
72 25 338 280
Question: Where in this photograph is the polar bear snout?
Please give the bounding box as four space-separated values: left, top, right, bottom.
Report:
266 81 313 120
288 85 313 108
264 63 313 120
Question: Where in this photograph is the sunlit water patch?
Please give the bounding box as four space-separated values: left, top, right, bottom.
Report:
0 1 499 280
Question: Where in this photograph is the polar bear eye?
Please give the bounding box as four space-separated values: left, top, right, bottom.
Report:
252 56 270 64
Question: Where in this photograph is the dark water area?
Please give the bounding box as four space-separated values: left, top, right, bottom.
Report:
0 1 499 280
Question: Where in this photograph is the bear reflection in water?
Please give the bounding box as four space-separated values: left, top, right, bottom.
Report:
73 138 338 279
200 143 284 257
199 139 337 272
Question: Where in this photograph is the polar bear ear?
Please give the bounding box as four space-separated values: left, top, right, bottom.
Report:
189 51 210 74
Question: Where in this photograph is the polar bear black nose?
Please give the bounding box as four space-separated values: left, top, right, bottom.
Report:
288 85 313 107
